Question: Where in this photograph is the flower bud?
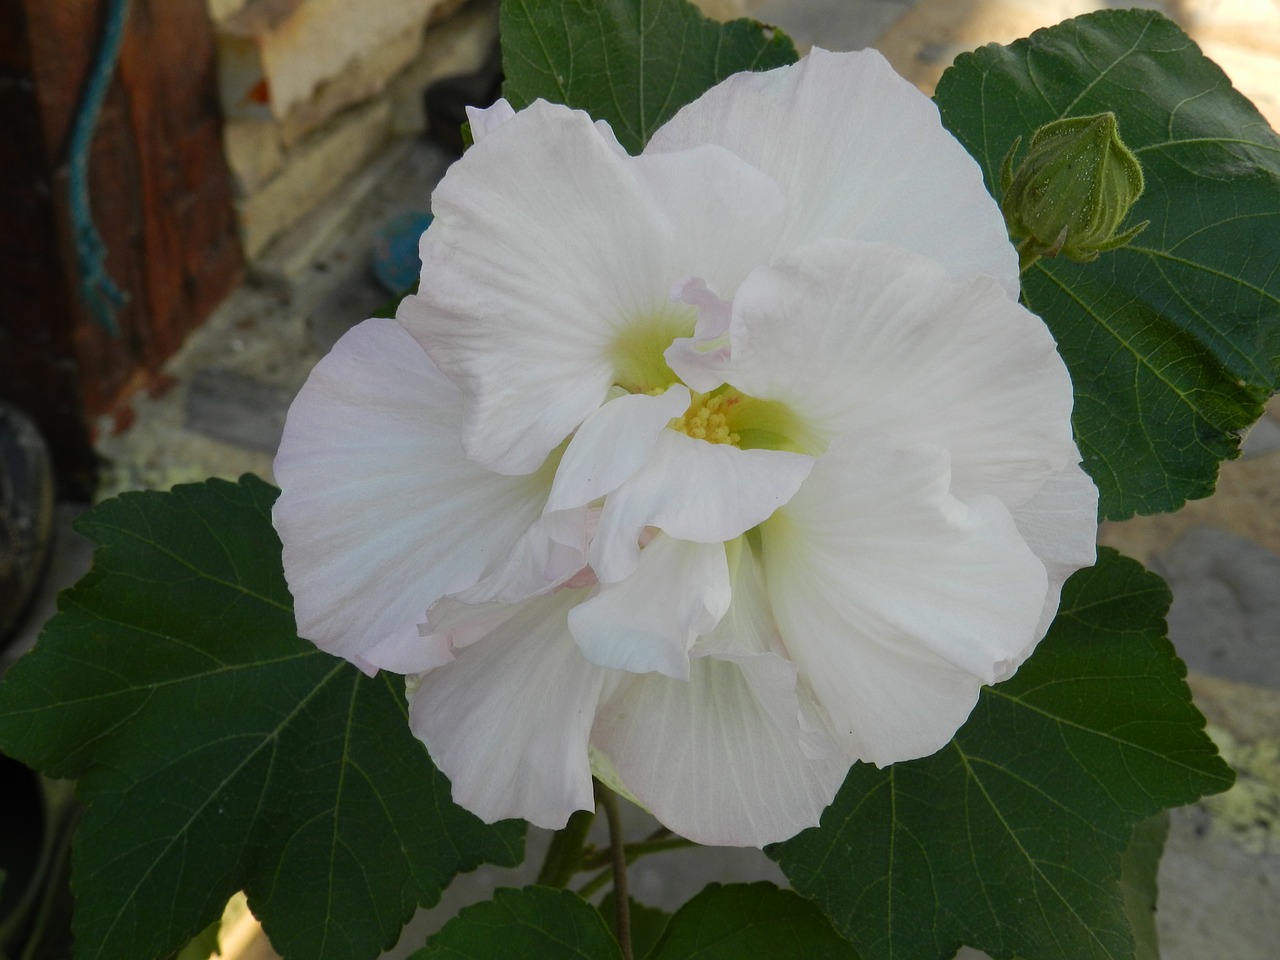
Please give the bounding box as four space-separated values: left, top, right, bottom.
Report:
1000 112 1147 268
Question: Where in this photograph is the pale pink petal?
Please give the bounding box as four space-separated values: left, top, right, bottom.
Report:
403 102 788 475
646 48 1019 295
1008 462 1099 646
452 506 590 605
408 588 608 829
358 622 452 676
762 431 1048 765
273 319 553 668
568 535 730 680
664 278 733 393
590 430 814 583
545 385 690 513
724 240 1078 506
421 596 524 652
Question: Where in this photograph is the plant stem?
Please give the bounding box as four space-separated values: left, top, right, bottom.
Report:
575 864 614 899
595 781 632 960
536 806 596 888
579 836 696 871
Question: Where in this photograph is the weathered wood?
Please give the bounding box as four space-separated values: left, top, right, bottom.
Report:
0 0 243 496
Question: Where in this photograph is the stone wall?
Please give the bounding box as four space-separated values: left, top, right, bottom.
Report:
208 0 496 259
205 0 781 261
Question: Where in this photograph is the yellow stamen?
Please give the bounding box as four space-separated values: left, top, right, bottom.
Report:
670 392 740 446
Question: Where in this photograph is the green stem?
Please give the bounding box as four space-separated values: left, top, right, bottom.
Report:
579 836 696 871
536 806 596 888
596 781 632 960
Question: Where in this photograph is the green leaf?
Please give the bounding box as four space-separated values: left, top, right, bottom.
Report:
934 9 1280 520
0 478 524 960
1119 813 1169 960
770 548 1233 960
598 894 669 960
647 883 859 959
410 887 623 959
500 0 797 154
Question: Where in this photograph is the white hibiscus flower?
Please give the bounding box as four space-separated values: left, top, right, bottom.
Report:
272 49 1097 847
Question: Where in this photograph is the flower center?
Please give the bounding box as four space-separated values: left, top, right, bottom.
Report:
610 308 696 394
670 391 740 445
610 311 810 453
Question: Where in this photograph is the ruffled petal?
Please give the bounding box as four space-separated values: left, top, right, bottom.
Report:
546 385 690 513
568 534 729 680
628 145 786 296
408 588 608 828
664 278 733 393
646 48 1019 295
593 655 847 846
355 623 452 676
402 102 657 473
590 430 814 583
1008 461 1099 644
592 543 846 846
452 506 590 605
272 319 553 668
404 102 788 474
762 431 1048 765
723 239 1079 506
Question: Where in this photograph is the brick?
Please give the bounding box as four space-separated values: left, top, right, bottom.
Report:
236 98 391 258
215 0 445 122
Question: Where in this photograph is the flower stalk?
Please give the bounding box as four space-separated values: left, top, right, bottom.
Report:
597 781 632 960
535 806 596 888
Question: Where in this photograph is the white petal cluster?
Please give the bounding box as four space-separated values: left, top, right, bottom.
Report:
273 49 1097 847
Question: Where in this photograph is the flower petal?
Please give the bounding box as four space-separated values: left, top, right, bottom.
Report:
591 430 814 583
593 655 847 846
723 239 1079 506
545 384 690 513
452 506 591 605
628 145 786 295
272 319 553 668
646 48 1019 295
762 431 1048 765
664 278 734 393
465 99 516 142
568 534 729 680
1008 461 1099 644
408 588 607 829
404 102 787 474
592 546 846 846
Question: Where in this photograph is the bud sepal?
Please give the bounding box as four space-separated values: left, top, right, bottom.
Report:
1000 112 1148 270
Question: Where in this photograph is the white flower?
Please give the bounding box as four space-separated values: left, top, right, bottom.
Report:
272 49 1097 847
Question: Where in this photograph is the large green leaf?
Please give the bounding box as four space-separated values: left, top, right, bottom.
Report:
1118 813 1169 960
599 893 670 960
410 887 623 959
500 0 797 154
646 883 860 959
934 9 1280 520
0 478 524 960
770 549 1233 960
411 884 858 960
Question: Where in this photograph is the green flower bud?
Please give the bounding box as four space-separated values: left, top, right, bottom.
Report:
1000 112 1148 269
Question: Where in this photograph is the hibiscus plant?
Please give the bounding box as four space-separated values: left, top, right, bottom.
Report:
1 1 1277 959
